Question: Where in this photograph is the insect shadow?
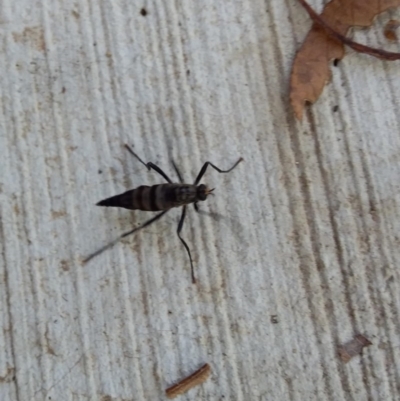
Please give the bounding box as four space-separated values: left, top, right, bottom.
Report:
83 144 243 283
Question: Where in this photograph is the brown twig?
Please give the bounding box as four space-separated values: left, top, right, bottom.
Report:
166 363 211 399
298 0 400 60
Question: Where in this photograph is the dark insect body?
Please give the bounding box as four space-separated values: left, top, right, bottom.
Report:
97 183 211 211
83 144 243 283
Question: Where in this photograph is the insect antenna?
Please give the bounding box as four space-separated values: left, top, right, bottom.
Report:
83 210 169 263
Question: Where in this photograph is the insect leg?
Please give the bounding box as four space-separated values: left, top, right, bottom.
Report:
83 210 169 263
125 144 173 183
177 206 196 284
171 160 184 183
194 157 243 185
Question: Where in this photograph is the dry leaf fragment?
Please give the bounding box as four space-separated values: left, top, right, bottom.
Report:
338 334 372 363
298 0 400 60
290 0 400 120
166 363 211 399
384 19 400 41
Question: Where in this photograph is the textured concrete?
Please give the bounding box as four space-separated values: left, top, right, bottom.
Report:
1 0 400 400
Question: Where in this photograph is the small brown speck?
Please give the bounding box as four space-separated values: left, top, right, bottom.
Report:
52 210 66 219
61 87 66 93
0 367 15 383
333 105 339 112
384 19 400 42
140 8 148 16
13 204 20 215
270 315 278 324
44 327 57 356
60 260 69 271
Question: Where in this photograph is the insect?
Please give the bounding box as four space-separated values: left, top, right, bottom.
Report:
83 144 243 283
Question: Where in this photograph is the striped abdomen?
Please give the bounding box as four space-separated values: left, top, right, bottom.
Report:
97 184 199 211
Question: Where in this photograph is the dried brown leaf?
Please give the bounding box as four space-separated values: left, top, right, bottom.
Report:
338 334 372 363
291 0 400 120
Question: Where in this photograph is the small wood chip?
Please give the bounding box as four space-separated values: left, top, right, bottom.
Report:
338 334 372 363
166 363 211 399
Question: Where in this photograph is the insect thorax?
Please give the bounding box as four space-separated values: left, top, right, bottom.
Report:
173 184 198 205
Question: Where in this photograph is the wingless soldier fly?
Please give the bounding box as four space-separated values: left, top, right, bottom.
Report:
83 144 243 283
